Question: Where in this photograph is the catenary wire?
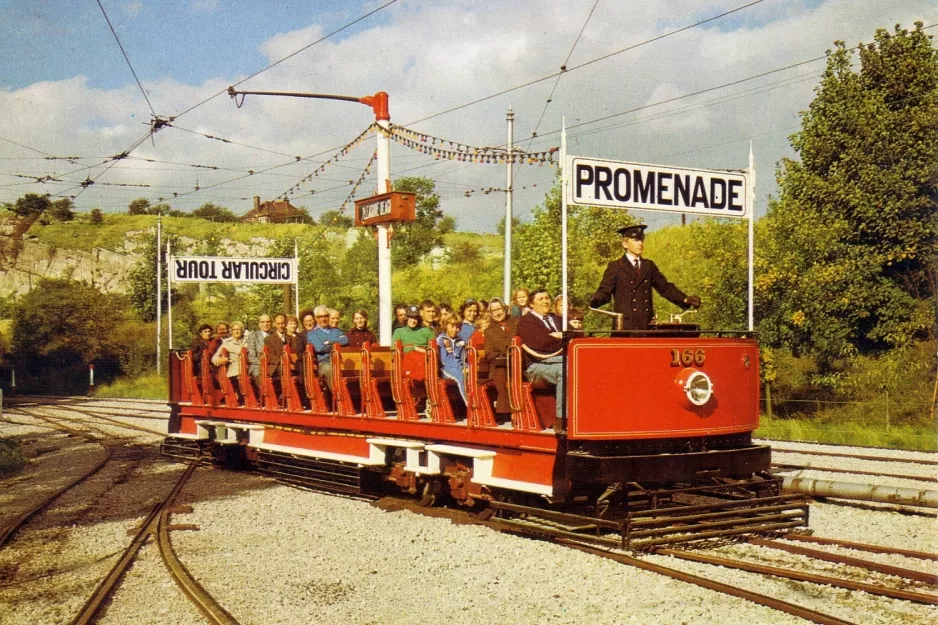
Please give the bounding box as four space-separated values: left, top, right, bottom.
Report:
95 0 157 118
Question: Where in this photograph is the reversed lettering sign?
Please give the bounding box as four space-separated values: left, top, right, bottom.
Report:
171 257 296 284
568 156 749 217
354 191 416 226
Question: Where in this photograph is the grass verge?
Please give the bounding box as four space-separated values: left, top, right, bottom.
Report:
0 438 26 475
756 414 937 452
94 372 168 400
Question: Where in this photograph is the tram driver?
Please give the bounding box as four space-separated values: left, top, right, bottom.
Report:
589 224 701 330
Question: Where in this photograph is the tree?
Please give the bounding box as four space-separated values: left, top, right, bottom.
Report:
48 198 75 222
496 215 521 235
7 193 51 218
192 202 238 222
90 208 104 224
760 23 938 364
128 198 150 215
127 232 169 322
391 177 445 267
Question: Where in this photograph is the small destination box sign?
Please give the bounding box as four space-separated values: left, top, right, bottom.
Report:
354 191 416 226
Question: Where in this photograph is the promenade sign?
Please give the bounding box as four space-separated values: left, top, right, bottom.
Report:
568 156 749 218
171 256 297 284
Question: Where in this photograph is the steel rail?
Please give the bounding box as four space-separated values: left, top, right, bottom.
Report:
157 468 242 625
656 548 938 606
771 447 938 467
49 404 168 437
781 533 938 562
773 462 938 484
749 538 938 586
556 540 856 625
0 409 113 548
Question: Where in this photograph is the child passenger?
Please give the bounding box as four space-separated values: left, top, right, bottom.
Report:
437 312 468 405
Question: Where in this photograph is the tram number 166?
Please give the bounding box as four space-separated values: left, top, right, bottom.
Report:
670 348 705 367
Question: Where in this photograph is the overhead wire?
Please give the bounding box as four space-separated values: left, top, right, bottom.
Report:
95 0 157 118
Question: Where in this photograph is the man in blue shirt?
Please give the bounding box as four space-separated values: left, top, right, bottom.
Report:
307 305 349 390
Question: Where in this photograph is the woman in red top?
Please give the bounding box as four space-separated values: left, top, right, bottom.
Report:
347 309 378 348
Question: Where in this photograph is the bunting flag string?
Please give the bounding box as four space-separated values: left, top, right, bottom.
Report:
383 124 558 166
336 151 377 217
279 124 377 200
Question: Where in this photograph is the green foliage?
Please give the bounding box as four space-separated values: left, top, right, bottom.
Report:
192 202 238 222
446 240 481 265
7 193 51 217
127 231 168 322
95 371 167 400
763 23 938 364
391 177 445 267
48 198 75 222
128 198 150 215
319 210 351 227
90 208 103 224
0 438 26 475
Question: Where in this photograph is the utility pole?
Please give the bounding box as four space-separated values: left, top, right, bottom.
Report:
156 216 162 374
227 87 393 344
503 107 514 304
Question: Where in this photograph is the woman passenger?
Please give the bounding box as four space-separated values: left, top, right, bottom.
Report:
190 324 213 377
347 309 378 348
458 299 479 343
510 288 530 317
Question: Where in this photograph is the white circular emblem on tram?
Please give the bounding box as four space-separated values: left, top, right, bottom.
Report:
683 370 714 406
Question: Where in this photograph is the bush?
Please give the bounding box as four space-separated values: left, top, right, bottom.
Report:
0 438 26 475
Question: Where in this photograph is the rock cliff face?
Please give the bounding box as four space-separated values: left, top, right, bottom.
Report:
0 239 138 295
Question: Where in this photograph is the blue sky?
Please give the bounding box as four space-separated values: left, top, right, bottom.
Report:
1 0 935 231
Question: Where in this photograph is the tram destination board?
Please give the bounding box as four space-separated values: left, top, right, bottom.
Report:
568 156 749 218
354 191 416 226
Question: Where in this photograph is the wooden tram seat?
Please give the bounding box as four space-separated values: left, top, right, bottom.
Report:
258 347 280 410
332 344 363 416
506 336 547 432
181 349 204 405
199 349 218 406
215 348 240 407
237 347 259 408
302 345 329 413
360 344 391 418
465 347 498 428
390 340 422 421
280 345 304 411
425 343 457 424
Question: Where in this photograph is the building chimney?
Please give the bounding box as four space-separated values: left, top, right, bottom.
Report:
253 196 261 212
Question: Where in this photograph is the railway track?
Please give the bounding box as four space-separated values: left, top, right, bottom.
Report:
0 407 241 625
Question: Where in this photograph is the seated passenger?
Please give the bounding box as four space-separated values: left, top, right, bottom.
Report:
568 308 585 331
458 299 479 343
419 299 439 334
470 310 490 350
483 298 517 417
190 324 213 377
307 305 348 390
553 294 567 318
391 303 408 332
510 288 531 318
247 313 272 388
516 289 565 421
328 308 342 329
391 305 434 353
285 315 304 373
437 313 468 405
264 314 288 383
347 309 378 348
212 321 247 403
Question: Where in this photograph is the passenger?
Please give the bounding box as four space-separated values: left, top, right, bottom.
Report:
439 302 453 318
347 309 378 348
392 305 434 353
392 303 409 331
510 288 530 318
478 299 489 314
568 308 585 332
483 298 517 417
419 299 439 334
589 224 701 330
516 289 565 422
458 299 479 343
247 313 272 387
553 294 567 318
307 305 349 390
264 314 288 386
212 321 247 404
328 308 341 329
298 308 315 356
470 310 489 350
285 315 304 372
207 322 228 360
190 324 213 377
437 312 468 405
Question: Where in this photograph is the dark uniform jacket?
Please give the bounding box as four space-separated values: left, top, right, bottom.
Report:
483 317 519 368
591 256 689 330
264 331 286 378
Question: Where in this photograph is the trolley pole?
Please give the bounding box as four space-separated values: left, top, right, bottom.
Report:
226 87 394 344
503 107 514 304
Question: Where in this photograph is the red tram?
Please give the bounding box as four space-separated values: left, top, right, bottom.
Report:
164 324 809 548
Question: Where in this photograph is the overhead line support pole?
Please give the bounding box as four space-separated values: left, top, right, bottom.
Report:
504 107 514 304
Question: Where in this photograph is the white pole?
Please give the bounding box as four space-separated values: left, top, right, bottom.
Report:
294 238 300 317
156 216 162 374
376 119 392 346
561 118 568 330
167 238 173 351
504 106 514 304
748 142 755 332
